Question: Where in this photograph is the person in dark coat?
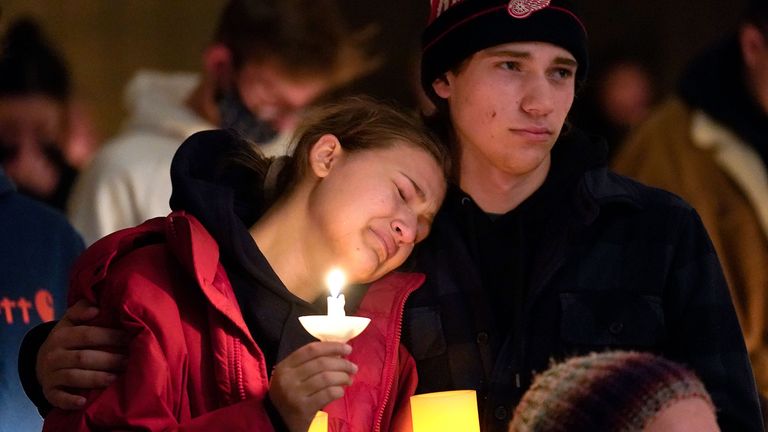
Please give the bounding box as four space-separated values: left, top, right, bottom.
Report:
613 0 768 404
402 0 762 430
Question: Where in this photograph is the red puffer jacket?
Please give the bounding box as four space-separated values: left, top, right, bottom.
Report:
43 212 420 431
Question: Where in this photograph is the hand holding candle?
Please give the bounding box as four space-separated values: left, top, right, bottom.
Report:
268 343 354 432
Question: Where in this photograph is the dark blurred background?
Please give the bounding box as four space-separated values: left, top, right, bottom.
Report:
0 0 749 139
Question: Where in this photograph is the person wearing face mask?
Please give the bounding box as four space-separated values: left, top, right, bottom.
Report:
0 18 79 210
41 97 449 432
67 0 377 245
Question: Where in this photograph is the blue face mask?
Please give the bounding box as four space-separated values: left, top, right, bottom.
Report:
217 90 278 144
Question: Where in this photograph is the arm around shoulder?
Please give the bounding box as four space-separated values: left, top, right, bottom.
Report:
41 300 276 432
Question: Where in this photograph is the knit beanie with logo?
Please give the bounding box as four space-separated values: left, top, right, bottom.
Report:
420 0 589 101
508 351 716 432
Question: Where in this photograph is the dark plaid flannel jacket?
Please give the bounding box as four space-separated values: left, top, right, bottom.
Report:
402 133 763 432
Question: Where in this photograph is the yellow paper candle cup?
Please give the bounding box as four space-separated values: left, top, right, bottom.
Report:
308 410 328 432
410 390 480 432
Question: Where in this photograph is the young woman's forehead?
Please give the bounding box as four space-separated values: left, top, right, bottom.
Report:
375 144 443 185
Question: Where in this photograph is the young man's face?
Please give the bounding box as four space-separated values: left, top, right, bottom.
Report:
235 59 332 132
432 41 577 181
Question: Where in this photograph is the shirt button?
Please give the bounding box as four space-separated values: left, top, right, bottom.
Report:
461 197 472 205
476 332 489 345
494 405 508 420
609 321 624 335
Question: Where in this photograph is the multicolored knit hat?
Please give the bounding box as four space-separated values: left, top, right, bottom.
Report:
420 0 588 100
509 351 716 432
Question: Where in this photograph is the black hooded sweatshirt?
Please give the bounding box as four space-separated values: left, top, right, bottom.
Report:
169 129 370 371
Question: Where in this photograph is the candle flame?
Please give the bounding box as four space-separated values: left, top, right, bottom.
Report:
325 268 346 298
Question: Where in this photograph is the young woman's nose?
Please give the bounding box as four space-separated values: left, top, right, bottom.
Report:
391 217 417 245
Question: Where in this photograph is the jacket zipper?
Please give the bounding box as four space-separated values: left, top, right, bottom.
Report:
233 336 247 400
373 279 419 432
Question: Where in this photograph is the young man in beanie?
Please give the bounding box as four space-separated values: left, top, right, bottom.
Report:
14 1 764 431
401 0 763 430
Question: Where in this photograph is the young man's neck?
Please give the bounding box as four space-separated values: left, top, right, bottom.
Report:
459 154 551 214
185 79 220 126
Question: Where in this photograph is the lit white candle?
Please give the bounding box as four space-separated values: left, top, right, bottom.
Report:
325 268 346 317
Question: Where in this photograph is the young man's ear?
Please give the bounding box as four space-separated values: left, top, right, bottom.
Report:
740 24 768 69
309 134 344 178
432 73 453 99
203 44 235 89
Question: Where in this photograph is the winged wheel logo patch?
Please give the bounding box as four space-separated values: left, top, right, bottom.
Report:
507 0 551 18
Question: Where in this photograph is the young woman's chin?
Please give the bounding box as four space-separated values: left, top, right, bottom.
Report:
346 258 395 285
349 266 385 285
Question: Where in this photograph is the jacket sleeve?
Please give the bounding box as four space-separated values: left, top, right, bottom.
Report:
665 207 763 431
41 295 276 432
18 321 57 416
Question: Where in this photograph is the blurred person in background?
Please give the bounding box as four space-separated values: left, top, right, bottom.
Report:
0 18 85 211
67 0 377 245
613 0 768 407
0 163 83 431
572 55 656 159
